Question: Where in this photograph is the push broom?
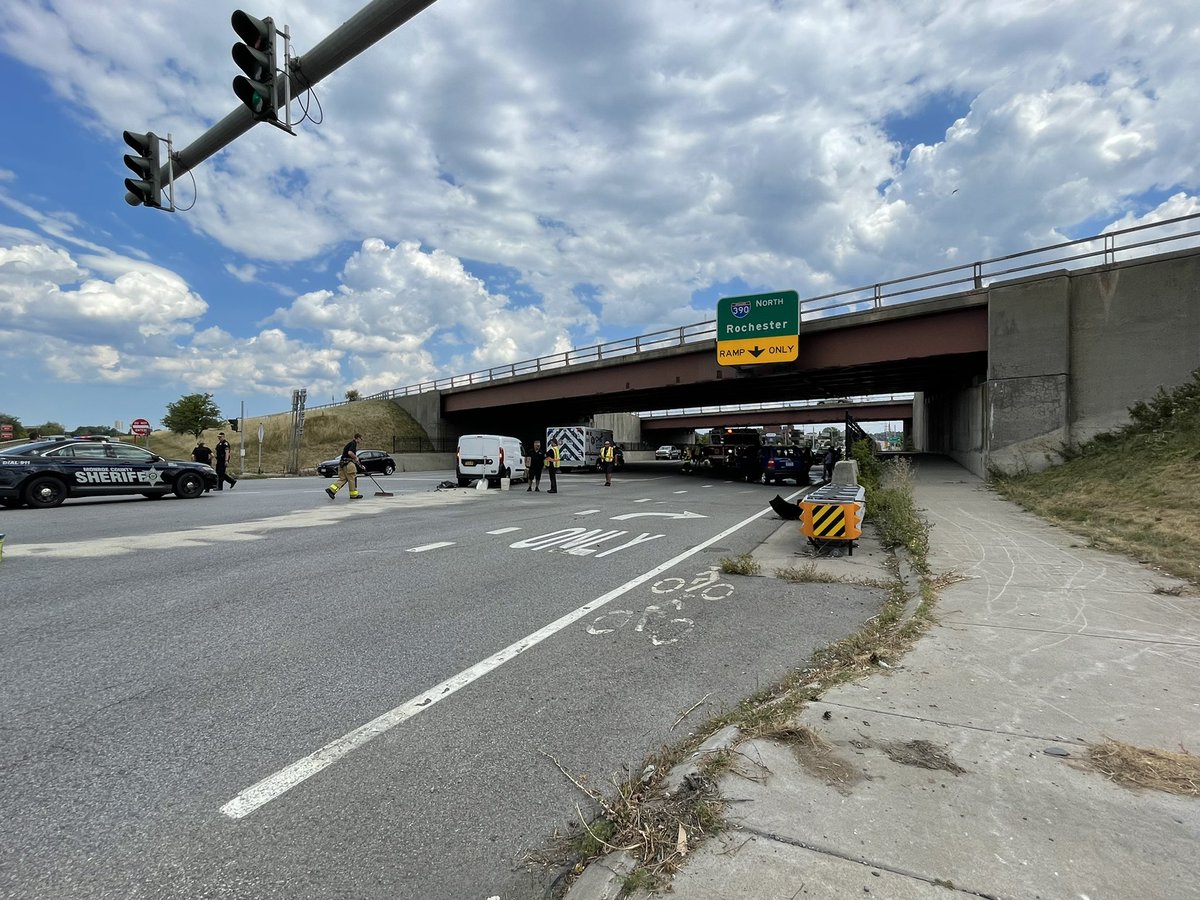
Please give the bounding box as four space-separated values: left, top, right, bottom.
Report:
362 469 394 497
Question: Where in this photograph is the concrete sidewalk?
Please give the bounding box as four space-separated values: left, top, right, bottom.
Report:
567 456 1200 900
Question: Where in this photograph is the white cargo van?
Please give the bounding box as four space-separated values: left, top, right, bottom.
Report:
455 434 528 487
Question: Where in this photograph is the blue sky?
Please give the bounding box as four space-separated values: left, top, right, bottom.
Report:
1 0 1198 431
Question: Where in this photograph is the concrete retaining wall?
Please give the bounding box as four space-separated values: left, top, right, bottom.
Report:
921 381 986 477
394 452 456 474
1068 251 1200 443
986 247 1200 474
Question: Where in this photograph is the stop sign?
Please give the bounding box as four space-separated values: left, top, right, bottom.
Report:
131 418 152 436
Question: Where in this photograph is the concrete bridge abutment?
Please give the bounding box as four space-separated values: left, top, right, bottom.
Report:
923 247 1200 477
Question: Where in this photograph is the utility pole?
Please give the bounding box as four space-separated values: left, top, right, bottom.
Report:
239 400 246 475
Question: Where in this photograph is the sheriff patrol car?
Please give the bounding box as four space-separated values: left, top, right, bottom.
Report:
0 437 219 509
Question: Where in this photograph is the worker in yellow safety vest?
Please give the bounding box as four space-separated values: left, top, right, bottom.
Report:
599 440 616 486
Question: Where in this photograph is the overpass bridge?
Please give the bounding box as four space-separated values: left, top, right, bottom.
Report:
355 213 1200 476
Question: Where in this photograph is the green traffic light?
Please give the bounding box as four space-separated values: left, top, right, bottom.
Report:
233 75 270 115
231 11 277 119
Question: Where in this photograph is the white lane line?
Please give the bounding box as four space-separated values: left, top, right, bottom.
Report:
673 490 689 494
406 542 456 552
634 498 653 503
487 527 521 535
575 509 601 515
219 498 792 820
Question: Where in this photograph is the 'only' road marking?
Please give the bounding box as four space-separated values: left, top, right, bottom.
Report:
219 497 794 820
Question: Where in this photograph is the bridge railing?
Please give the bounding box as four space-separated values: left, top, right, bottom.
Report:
637 393 916 419
334 211 1200 409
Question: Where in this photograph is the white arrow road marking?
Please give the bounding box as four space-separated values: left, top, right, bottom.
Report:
219 499 788 819
610 510 707 521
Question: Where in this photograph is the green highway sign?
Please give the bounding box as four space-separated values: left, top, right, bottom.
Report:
716 290 799 365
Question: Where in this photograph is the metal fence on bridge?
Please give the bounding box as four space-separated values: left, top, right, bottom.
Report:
307 211 1200 413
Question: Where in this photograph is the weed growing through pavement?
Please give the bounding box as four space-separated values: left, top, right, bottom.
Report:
774 561 889 588
719 553 761 576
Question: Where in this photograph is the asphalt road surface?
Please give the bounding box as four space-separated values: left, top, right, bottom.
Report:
1 467 883 899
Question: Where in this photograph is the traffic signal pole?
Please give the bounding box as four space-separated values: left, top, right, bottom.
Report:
156 0 438 185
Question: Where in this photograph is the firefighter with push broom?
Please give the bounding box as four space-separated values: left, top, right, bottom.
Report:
326 433 365 500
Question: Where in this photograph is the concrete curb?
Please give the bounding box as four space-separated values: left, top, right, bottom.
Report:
563 516 899 899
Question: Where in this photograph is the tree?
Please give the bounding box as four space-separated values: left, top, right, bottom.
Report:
345 389 361 401
163 393 225 438
27 421 66 436
72 425 121 437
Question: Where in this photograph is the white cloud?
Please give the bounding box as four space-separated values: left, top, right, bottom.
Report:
1 0 1198 426
268 237 574 384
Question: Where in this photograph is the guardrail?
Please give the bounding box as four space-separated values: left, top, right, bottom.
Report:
637 394 916 419
313 211 1200 412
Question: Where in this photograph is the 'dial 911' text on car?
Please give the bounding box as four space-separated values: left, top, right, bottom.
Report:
0 438 219 509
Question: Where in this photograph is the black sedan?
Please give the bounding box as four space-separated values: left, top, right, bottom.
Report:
316 449 396 478
0 438 219 509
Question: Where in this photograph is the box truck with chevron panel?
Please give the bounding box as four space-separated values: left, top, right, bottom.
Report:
545 425 613 470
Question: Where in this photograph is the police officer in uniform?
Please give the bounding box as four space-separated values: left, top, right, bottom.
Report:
546 438 561 493
214 432 238 490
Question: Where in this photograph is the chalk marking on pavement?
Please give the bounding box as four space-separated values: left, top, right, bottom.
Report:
219 497 795 820
487 527 521 535
406 542 456 553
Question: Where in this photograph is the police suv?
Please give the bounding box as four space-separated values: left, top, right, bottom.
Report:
0 437 219 509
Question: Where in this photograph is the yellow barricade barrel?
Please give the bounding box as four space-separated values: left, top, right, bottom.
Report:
800 485 865 554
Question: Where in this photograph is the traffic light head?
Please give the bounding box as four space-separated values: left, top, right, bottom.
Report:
227 419 239 432
122 130 162 207
231 10 278 119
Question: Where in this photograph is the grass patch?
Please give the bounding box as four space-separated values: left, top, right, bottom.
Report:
775 561 845 583
774 562 889 588
622 868 661 896
1085 739 1200 796
569 816 621 858
130 399 432 475
535 748 725 888
993 369 1200 587
719 553 761 576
